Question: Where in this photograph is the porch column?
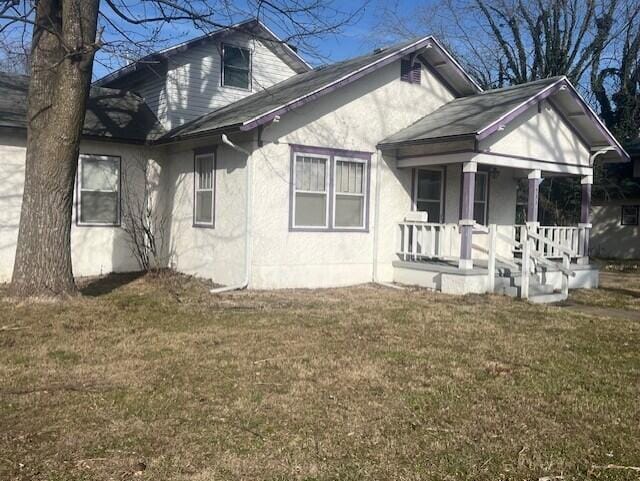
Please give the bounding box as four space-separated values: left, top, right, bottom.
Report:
579 175 593 262
527 169 542 226
459 161 476 270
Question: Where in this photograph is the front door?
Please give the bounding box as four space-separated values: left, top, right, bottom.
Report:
414 168 444 223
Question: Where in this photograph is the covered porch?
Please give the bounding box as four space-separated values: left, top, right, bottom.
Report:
378 77 629 302
393 157 595 302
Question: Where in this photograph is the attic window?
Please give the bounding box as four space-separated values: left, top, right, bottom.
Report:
222 44 251 90
401 58 421 84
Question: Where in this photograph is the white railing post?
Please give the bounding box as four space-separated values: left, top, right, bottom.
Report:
487 224 497 293
521 226 530 300
402 224 410 261
411 224 419 260
562 253 570 297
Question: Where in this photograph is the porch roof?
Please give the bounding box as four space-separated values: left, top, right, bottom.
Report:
378 76 628 163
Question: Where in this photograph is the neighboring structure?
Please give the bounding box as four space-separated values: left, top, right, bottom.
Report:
591 137 640 259
0 19 630 302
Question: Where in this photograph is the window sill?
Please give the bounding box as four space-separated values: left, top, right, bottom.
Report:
290 227 369 233
220 83 252 93
76 222 121 228
193 223 216 229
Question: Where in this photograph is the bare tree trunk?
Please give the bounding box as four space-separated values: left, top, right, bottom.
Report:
10 0 100 298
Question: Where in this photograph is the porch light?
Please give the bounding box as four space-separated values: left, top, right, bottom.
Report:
489 167 500 179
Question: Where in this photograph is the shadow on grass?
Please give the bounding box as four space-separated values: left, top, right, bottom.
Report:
80 272 146 297
598 286 640 299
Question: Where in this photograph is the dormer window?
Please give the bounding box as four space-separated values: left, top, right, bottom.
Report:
222 44 251 90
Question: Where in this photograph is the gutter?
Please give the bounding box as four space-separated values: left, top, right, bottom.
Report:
209 133 253 294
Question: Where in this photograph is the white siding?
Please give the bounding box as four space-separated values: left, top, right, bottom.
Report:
134 32 298 130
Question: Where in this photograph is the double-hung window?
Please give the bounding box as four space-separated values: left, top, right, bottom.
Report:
334 158 367 228
473 171 489 225
194 152 215 227
293 154 329 228
515 177 528 224
621 205 639 226
291 148 370 231
77 154 121 226
222 44 251 90
414 168 443 223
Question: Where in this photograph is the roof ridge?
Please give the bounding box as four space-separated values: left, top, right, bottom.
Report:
473 76 566 96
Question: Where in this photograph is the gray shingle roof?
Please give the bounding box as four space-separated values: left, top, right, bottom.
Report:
0 72 165 142
379 77 563 146
163 37 437 140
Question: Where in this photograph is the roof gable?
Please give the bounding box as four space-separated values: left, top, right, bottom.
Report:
94 19 311 88
379 76 629 163
162 35 482 141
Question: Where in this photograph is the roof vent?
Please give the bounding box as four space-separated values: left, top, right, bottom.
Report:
373 47 386 54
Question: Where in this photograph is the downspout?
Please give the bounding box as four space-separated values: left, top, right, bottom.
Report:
210 134 253 294
372 149 382 283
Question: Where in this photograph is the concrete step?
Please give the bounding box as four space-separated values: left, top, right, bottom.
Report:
529 282 555 296
528 292 568 304
493 275 555 298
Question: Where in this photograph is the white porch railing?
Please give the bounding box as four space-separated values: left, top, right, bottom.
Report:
397 219 589 300
533 226 587 258
514 225 588 259
397 221 458 261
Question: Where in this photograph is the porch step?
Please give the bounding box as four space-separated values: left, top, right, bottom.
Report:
528 292 568 304
493 274 555 297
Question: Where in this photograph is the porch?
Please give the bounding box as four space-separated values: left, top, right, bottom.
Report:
393 221 597 303
386 158 597 303
375 77 628 302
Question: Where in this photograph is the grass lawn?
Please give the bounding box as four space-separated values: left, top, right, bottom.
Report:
1 271 639 480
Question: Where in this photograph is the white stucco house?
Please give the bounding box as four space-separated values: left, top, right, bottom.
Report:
0 19 630 302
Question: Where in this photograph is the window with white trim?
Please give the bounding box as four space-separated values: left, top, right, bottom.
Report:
78 154 120 225
334 158 366 228
473 171 489 225
293 154 329 228
222 44 251 90
414 168 443 223
621 205 639 226
291 149 370 231
194 152 215 226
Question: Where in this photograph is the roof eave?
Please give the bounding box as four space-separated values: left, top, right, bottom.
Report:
377 133 477 150
239 35 481 133
474 77 630 163
156 123 244 144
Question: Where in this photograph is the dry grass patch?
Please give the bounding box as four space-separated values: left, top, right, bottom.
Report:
1 271 639 480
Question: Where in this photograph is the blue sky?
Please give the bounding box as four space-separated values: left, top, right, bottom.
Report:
92 0 426 77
